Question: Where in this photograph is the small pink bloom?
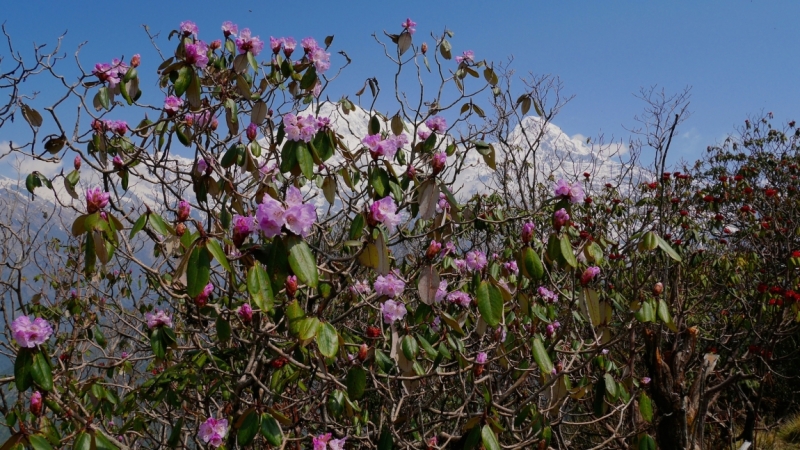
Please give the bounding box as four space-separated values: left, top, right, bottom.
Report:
179 20 198 37
425 116 447 134
221 21 238 37
177 200 191 222
236 28 265 56
145 309 173 329
185 41 209 68
522 222 535 244
164 96 184 116
30 391 43 416
283 37 297 58
86 187 110 213
381 299 407 324
374 273 405 298
130 54 141 68
446 290 471 308
198 417 228 448
475 352 487 364
238 303 253 322
580 266 601 285
465 250 487 271
401 18 417 35
456 50 475 64
431 152 446 175
10 316 52 348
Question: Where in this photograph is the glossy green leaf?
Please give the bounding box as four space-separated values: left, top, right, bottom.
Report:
378 427 393 450
401 335 419 360
286 236 318 289
638 434 656 450
316 322 339 358
532 337 553 376
370 167 390 198
186 246 211 298
477 281 503 327
297 317 320 341
150 328 166 360
28 435 53 450
638 231 658 252
31 351 52 391
655 233 682 262
604 373 617 400
216 316 231 342
205 239 231 273
174 66 192 97
14 348 33 392
247 265 274 312
167 417 184 447
560 235 577 268
129 214 147 239
237 409 260 446
657 299 678 332
346 366 367 400
481 425 501 450
521 247 544 280
260 413 282 446
639 392 653 423
72 431 92 450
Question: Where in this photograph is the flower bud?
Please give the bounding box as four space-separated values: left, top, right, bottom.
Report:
175 222 187 237
366 326 381 338
112 155 124 170
357 343 368 361
30 391 43 417
521 221 535 244
130 54 141 68
406 164 416 179
425 240 442 259
209 39 222 50
238 303 253 323
553 208 570 231
653 282 664 296
177 200 191 222
421 42 428 55
580 266 601 285
285 275 298 298
246 122 258 142
431 152 446 175
74 155 82 170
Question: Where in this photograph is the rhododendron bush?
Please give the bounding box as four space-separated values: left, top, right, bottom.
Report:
1 17 800 450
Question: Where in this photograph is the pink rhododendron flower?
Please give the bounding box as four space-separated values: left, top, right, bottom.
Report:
475 352 488 364
329 437 347 450
435 280 448 303
522 221 535 243
432 152 446 175
145 309 173 329
283 37 297 57
456 50 475 64
195 283 214 306
270 36 283 54
238 303 253 322
581 266 601 285
236 28 264 56
554 179 585 203
185 41 209 68
538 286 558 303
381 299 408 324
30 391 43 416
401 18 417 35
10 316 52 348
104 120 128 135
374 273 405 298
164 95 183 116
417 127 432 141
112 155 124 170
283 113 319 143
255 187 317 238
301 37 318 53
350 279 371 296
179 20 198 37
246 122 258 141
221 21 238 37
554 208 570 230
369 196 402 232
310 47 331 73
465 250 487 271
86 187 110 213
177 200 191 222
453 258 467 272
504 260 519 274
425 116 447 134
198 417 228 448
447 290 472 308
130 54 140 67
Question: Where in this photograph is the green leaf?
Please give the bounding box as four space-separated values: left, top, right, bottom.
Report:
560 235 577 268
280 140 297 174
638 231 658 252
286 236 318 288
657 298 678 332
31 351 52 391
369 115 381 135
14 348 33 392
150 328 165 359
604 373 617 400
401 335 419 360
521 247 544 280
72 432 92 450
205 239 231 273
655 234 682 262
25 173 40 195
28 435 53 450
93 433 118 450
260 414 282 446
635 300 656 323
186 246 211 298
128 214 147 239
639 392 653 422
638 434 656 450
316 322 339 357
167 417 184 447
378 427 393 450
297 142 314 179
476 281 503 327
216 316 231 342
297 317 320 341
532 337 554 376
237 409 260 446
174 66 192 97
349 213 365 240
148 213 173 236
416 334 438 359
593 376 607 417
96 87 110 111
94 326 107 348
346 366 367 400
584 288 602 327
300 66 317 89
370 167 390 198
247 265 274 312
481 425 501 450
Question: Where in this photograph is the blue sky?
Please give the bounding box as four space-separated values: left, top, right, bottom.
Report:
2 0 799 166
